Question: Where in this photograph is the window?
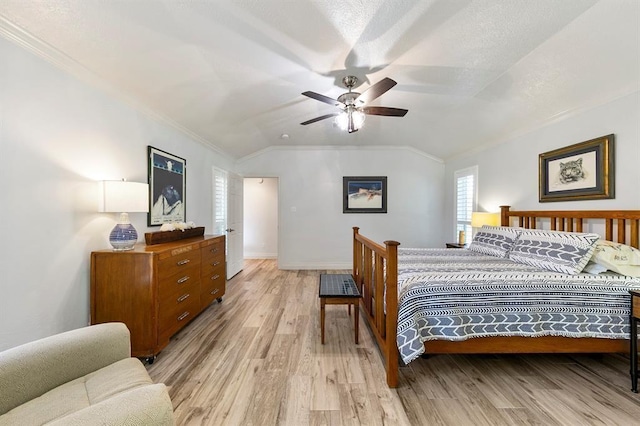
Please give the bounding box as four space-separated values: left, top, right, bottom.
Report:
454 166 478 243
213 167 228 236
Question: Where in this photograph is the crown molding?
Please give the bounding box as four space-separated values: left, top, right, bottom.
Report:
236 144 443 164
446 87 639 162
0 16 233 162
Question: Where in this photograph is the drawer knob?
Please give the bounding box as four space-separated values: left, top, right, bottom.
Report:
212 261 220 266
177 293 190 303
177 276 190 284
211 274 220 280
177 312 190 321
177 259 190 266
210 288 219 295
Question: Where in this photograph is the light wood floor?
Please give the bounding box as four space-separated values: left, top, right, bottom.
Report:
148 259 640 425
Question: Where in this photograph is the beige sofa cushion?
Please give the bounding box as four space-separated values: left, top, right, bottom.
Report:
48 384 175 426
0 358 158 425
0 323 131 415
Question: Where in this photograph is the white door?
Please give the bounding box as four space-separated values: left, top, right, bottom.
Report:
213 168 244 279
226 173 244 278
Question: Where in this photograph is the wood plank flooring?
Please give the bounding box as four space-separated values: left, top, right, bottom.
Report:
148 259 640 425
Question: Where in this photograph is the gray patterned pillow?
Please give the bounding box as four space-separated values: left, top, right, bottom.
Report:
468 226 522 258
508 230 600 274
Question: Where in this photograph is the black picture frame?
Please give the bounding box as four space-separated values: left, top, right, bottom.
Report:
343 176 387 213
539 134 614 202
148 146 186 225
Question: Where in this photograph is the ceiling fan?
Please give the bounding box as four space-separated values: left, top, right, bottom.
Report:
300 75 408 133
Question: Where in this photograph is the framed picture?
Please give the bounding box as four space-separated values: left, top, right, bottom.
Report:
343 176 387 213
539 134 614 202
148 146 186 225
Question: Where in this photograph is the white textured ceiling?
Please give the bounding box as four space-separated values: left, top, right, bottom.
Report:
1 0 638 161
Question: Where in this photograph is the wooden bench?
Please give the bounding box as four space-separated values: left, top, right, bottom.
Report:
319 274 361 344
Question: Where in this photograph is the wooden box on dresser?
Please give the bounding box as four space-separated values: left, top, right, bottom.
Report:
90 235 225 361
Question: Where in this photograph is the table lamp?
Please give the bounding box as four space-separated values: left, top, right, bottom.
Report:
98 180 149 251
471 212 501 239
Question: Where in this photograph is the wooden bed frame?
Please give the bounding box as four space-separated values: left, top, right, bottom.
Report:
352 206 640 387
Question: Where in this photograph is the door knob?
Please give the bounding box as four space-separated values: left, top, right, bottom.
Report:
226 228 235 232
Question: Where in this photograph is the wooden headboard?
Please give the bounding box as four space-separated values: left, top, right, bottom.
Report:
500 205 640 249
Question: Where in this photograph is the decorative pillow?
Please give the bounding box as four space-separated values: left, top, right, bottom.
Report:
590 240 640 277
582 261 608 275
508 229 600 275
468 226 522 258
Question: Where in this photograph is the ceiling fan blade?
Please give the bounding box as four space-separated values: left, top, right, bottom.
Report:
355 78 397 104
300 113 340 125
301 91 344 107
362 106 408 117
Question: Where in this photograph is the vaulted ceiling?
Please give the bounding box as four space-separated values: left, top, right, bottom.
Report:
1 1 638 161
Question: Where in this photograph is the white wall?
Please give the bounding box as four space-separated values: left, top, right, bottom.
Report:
0 37 231 351
236 147 446 269
244 177 278 258
444 91 640 240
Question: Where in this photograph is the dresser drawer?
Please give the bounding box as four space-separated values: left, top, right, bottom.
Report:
158 288 201 336
201 264 225 286
201 264 225 307
158 265 200 300
201 256 224 277
157 245 201 277
201 238 224 261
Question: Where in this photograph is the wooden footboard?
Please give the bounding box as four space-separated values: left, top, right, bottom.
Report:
352 227 400 387
353 207 640 388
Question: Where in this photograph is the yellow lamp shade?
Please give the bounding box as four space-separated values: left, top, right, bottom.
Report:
471 212 500 228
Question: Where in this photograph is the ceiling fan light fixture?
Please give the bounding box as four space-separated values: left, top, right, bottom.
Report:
302 76 405 131
352 109 365 127
335 111 348 131
335 107 365 133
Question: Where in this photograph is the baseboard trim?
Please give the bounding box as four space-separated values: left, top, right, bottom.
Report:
277 262 352 270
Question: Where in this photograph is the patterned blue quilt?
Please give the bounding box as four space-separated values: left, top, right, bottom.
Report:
396 248 640 364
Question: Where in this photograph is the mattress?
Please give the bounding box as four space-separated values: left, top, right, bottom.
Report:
396 248 640 364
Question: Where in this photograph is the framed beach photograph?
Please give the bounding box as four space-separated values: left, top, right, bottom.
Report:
148 146 186 225
343 176 387 213
539 134 614 202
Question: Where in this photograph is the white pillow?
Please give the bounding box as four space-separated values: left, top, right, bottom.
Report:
590 240 640 277
582 261 608 275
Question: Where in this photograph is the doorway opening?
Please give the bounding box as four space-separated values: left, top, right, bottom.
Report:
243 177 278 260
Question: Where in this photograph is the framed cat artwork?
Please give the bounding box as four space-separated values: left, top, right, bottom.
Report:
539 134 615 202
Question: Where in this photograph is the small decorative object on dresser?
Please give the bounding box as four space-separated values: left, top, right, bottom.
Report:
91 234 225 362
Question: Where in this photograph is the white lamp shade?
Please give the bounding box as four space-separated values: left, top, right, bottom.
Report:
471 212 500 228
98 181 149 213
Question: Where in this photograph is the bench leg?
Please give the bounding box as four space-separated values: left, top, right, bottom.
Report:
354 300 359 344
320 298 326 344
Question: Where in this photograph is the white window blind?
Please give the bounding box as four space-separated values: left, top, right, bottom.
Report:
454 166 478 243
213 168 227 236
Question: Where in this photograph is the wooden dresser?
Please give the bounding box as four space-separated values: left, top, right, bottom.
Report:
90 235 225 360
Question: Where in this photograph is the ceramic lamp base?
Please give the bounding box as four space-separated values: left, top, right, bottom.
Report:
109 214 138 251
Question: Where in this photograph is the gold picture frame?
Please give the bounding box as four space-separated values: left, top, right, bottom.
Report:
539 134 614 202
